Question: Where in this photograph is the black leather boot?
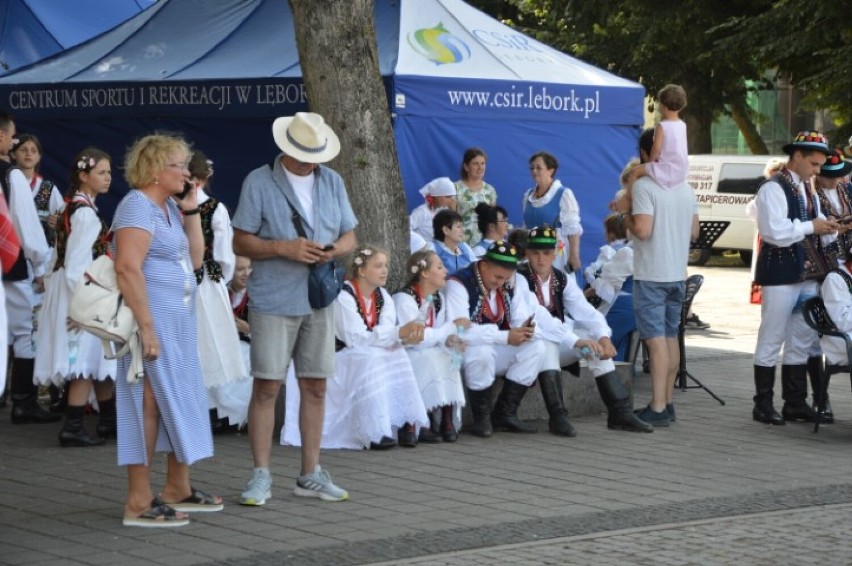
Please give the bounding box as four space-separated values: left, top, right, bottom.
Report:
397 423 418 447
48 383 69 413
753 365 784 425
595 372 654 432
58 405 105 447
96 396 116 439
781 364 817 422
537 371 576 437
440 405 458 442
468 386 493 438
491 380 537 433
10 358 61 424
807 356 833 424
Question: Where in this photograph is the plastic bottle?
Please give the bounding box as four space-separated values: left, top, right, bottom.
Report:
579 345 597 361
450 325 465 370
67 329 79 366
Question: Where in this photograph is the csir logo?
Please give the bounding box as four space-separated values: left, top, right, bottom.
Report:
407 23 470 65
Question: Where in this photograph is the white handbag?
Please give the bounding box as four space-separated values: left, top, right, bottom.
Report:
69 255 143 383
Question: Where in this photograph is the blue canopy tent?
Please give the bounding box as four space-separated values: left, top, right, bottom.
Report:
0 0 155 74
0 0 643 262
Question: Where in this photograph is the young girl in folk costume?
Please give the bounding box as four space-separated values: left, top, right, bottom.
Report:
627 84 689 190
184 150 249 430
583 213 636 361
282 246 429 449
12 134 67 411
409 177 457 244
392 250 468 442
33 148 116 447
10 134 64 248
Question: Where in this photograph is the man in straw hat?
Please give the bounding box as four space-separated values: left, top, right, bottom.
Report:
233 112 357 504
444 241 544 437
517 225 653 436
751 131 838 427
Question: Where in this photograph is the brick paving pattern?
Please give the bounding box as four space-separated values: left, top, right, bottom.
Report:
2 266 851 565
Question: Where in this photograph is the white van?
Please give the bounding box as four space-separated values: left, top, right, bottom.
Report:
687 154 786 265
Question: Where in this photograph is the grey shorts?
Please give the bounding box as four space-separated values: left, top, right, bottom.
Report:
633 280 685 339
248 307 335 380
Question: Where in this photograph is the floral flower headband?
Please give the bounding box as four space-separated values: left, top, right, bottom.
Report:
76 156 97 171
410 258 428 274
352 247 374 266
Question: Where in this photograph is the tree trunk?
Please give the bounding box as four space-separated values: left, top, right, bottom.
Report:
730 98 769 155
289 0 409 289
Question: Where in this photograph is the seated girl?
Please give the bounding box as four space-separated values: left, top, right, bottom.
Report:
583 213 635 361
433 209 477 276
471 203 510 258
392 250 468 442
282 246 429 449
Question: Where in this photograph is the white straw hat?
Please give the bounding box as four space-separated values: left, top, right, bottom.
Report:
272 112 340 163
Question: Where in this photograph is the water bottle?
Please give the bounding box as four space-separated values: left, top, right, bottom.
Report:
417 294 433 324
579 345 597 361
68 329 79 366
450 325 465 370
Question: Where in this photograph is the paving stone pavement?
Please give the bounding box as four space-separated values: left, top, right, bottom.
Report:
371 503 852 565
2 266 852 566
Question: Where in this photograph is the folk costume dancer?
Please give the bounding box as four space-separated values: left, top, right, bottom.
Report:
810 149 852 422
0 117 52 424
518 226 653 436
753 131 837 426
445 241 544 437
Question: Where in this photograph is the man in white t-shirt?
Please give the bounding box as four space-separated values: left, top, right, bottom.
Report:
613 128 698 427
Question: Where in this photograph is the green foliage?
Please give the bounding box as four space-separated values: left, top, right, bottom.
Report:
468 0 850 150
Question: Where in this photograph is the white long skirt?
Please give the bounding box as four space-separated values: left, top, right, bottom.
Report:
196 276 245 389
206 340 252 426
406 346 465 412
281 346 429 450
33 267 115 385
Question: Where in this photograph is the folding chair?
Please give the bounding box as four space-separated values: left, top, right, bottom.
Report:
802 296 852 432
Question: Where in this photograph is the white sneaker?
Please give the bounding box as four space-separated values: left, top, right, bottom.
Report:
240 468 272 506
294 466 349 502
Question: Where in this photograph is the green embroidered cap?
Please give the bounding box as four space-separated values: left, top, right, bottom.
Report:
484 240 519 268
526 225 558 250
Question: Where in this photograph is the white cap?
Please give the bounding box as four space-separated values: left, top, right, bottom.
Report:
418 177 456 198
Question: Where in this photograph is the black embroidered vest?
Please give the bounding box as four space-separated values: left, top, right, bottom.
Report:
755 172 811 286
33 179 57 245
451 264 513 330
52 201 109 272
517 263 566 322
196 198 223 284
0 162 28 281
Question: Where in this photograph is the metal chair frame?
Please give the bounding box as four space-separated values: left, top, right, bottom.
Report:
802 296 852 432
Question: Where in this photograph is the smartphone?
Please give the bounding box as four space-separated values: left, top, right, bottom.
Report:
322 244 335 251
840 216 852 225
177 181 193 200
523 314 535 327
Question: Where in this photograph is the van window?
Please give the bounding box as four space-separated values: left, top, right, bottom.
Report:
717 163 766 195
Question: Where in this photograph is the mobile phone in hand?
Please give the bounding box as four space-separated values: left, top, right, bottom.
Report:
177 181 193 199
523 314 535 327
322 244 335 251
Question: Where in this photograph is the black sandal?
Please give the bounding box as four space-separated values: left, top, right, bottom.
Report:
122 497 189 528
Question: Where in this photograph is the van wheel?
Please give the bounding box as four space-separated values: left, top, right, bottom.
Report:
688 249 711 266
739 251 752 266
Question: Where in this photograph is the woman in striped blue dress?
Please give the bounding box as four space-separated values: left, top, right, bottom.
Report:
114 135 222 528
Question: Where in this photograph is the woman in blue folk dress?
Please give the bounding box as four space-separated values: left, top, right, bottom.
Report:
113 135 222 528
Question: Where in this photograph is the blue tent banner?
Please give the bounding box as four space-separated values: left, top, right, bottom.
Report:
0 0 645 266
2 79 307 118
